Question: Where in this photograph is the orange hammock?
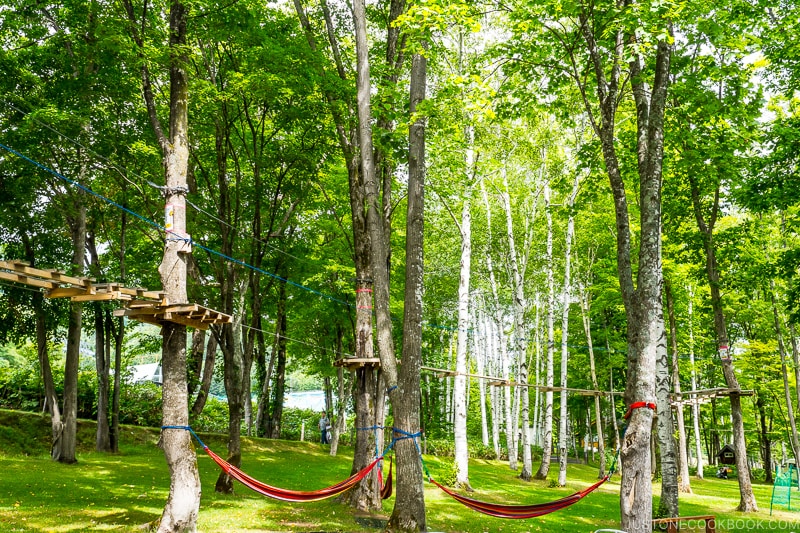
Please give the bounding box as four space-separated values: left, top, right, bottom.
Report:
429 475 609 519
202 444 392 502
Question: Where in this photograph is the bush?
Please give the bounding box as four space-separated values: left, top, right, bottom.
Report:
190 397 229 433
119 382 162 427
468 442 498 460
425 438 455 457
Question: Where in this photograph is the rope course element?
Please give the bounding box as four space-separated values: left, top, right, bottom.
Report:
355 425 393 500
166 425 389 503
420 366 623 397
0 259 231 330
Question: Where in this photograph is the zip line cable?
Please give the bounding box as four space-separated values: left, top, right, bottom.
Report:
0 142 354 309
3 101 319 269
0 142 470 333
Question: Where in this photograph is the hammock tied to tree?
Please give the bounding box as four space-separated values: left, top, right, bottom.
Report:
164 425 393 502
164 400 647 516
416 401 650 520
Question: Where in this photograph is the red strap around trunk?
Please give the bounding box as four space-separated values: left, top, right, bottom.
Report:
623 401 657 420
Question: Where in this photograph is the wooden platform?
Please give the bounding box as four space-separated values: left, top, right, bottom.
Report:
419 366 623 396
1 259 230 330
113 303 231 331
334 357 382 369
670 388 754 407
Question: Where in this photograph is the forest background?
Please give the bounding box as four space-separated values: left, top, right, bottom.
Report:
1 0 800 530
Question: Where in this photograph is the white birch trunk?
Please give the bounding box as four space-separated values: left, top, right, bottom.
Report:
535 181 554 479
581 281 606 478
533 294 542 447
446 334 454 425
502 171 532 479
476 307 490 447
688 288 704 479
488 315 502 458
557 178 578 487
454 193 472 489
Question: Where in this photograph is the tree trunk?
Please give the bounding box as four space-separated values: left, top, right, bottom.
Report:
687 287 704 479
574 7 674 527
581 284 606 478
666 280 691 493
772 287 800 464
58 195 87 465
454 194 472 489
343 366 382 511
688 177 757 511
655 296 679 516
535 182 554 480
329 357 348 457
476 308 490 447
87 235 112 453
268 280 288 439
557 176 579 487
123 0 201 526
188 330 205 402
533 295 542 448
501 167 532 481
215 293 246 494
33 288 62 460
386 49 427 532
192 333 217 416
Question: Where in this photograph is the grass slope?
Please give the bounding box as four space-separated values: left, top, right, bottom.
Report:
0 409 798 532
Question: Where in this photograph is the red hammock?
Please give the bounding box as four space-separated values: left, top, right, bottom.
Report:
380 456 393 500
203 445 387 502
430 475 609 519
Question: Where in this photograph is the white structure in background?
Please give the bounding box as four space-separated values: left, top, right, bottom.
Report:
129 363 163 385
285 390 326 411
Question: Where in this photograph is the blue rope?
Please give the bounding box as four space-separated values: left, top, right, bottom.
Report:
391 427 430 480
387 385 398 394
0 142 353 309
161 425 207 449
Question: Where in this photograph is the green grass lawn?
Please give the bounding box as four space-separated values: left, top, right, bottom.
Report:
1 409 799 532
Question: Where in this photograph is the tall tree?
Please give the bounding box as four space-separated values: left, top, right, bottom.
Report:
506 1 675 528
386 44 428 533
121 0 202 527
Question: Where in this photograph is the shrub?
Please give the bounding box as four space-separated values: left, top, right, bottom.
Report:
190 397 229 433
425 438 455 457
119 382 162 427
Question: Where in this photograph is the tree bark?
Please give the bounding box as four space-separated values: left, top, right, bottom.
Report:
454 193 472 489
386 49 427 533
687 287 704 479
581 274 606 478
535 182 554 480
557 176 579 487
575 6 673 529
501 167 533 481
192 334 217 416
155 5 201 527
688 176 757 512
666 280 691 493
772 287 800 465
268 280 288 439
215 289 246 494
87 235 112 453
59 193 86 465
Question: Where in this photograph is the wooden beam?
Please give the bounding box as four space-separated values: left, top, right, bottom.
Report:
334 357 382 369
72 292 132 302
0 271 59 290
47 287 95 299
0 260 92 287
